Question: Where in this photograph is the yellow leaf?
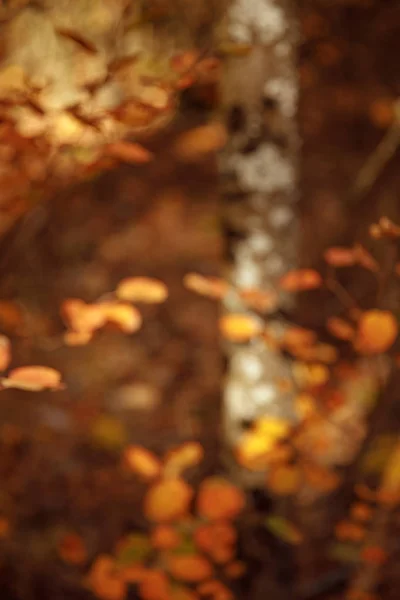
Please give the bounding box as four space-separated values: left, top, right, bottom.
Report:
116 277 168 303
144 478 193 522
163 442 204 478
356 310 398 354
219 313 263 343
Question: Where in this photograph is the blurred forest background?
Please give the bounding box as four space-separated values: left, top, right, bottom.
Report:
0 1 399 600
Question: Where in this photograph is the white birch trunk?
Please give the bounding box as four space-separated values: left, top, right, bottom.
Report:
218 0 299 485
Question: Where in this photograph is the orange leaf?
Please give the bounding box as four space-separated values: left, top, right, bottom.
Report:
116 277 168 304
58 532 87 565
219 313 263 343
279 269 322 292
102 302 142 334
335 520 366 542
144 478 193 522
267 464 301 496
324 246 356 267
105 141 154 164
173 123 228 162
238 288 279 313
150 525 182 550
63 330 93 346
139 570 170 600
224 561 246 579
326 316 355 341
0 335 11 372
197 580 233 600
123 446 162 480
2 366 64 391
163 442 204 478
282 327 317 349
194 521 236 556
86 555 126 600
183 273 229 300
356 309 398 354
302 463 341 493
361 545 388 565
350 503 373 523
166 554 213 583
197 477 245 520
62 299 106 334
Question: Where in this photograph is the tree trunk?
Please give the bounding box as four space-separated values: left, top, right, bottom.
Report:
218 0 299 485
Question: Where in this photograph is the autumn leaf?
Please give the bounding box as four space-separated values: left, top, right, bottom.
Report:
326 316 355 341
173 122 228 162
279 269 322 292
61 299 106 334
183 273 229 300
123 446 162 480
267 464 302 496
86 555 126 600
139 570 170 600
1 366 64 391
324 246 356 267
144 478 193 522
219 313 263 343
194 521 236 563
224 561 247 579
115 534 152 566
102 302 142 334
264 516 303 545
116 277 168 304
151 525 182 551
63 330 93 346
355 309 398 354
197 477 245 521
58 532 87 565
0 335 11 372
238 288 279 314
350 503 373 523
197 580 233 600
166 554 213 583
105 141 154 164
163 442 204 478
335 520 366 542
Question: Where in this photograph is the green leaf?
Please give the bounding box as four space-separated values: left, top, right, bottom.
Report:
264 516 303 545
115 534 152 566
329 542 360 564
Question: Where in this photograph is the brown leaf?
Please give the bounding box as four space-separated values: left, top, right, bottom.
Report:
56 29 98 54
